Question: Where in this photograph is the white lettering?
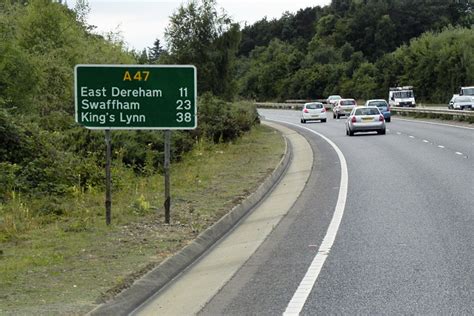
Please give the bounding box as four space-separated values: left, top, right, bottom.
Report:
81 112 106 124
81 99 140 110
111 87 162 98
80 87 106 97
120 113 146 124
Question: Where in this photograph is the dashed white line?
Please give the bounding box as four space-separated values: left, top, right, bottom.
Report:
409 135 415 139
455 152 463 156
423 140 429 143
438 145 445 149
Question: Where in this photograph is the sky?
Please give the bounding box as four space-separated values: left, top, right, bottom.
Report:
67 0 332 52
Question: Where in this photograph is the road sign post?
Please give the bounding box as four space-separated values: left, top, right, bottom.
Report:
75 64 197 224
105 129 112 225
164 130 171 224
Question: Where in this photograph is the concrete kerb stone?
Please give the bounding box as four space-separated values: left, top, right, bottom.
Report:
88 121 292 316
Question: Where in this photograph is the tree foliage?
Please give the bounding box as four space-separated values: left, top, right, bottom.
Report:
0 0 259 201
164 0 240 99
236 0 473 102
392 26 474 102
147 38 165 63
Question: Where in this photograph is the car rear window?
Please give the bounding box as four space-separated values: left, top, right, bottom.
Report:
306 103 323 109
341 100 355 105
368 101 387 108
355 108 380 116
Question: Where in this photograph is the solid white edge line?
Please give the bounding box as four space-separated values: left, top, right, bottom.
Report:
266 119 348 316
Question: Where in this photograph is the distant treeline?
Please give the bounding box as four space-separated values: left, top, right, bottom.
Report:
235 0 473 102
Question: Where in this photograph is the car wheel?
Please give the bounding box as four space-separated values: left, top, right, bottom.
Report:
333 113 336 119
386 117 391 123
302 119 306 124
378 129 386 135
348 129 354 136
321 119 327 123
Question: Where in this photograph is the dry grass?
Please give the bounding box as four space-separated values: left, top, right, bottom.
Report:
0 124 284 315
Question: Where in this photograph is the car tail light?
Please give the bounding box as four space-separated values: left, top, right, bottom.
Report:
351 116 356 123
379 115 384 121
304 108 309 113
322 107 326 112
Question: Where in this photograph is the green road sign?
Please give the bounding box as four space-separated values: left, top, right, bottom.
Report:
74 64 197 129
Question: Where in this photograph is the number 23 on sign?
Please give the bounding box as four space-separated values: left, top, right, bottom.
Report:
123 71 150 81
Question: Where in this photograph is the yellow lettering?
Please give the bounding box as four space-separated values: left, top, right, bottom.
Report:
123 71 132 81
143 71 150 81
133 71 142 81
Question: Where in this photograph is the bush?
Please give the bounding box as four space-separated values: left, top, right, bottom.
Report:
197 93 259 143
0 162 20 200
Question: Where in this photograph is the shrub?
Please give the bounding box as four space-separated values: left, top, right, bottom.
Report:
197 93 259 143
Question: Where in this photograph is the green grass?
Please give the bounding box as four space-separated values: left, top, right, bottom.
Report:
0 124 285 315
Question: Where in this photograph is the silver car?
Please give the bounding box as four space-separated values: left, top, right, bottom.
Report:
333 98 357 119
449 96 473 110
345 106 386 136
326 95 342 108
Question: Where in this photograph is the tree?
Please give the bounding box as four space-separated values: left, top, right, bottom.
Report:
164 0 240 98
148 38 164 63
136 48 149 64
238 39 303 101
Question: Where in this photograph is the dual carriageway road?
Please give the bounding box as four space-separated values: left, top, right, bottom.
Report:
135 109 474 315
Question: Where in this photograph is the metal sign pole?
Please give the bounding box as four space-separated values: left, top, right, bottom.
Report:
105 129 112 225
164 130 171 224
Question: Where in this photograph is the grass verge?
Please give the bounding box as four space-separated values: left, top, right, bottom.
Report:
0 124 285 315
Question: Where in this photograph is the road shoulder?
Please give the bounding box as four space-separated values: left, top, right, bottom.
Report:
88 121 312 316
132 121 313 315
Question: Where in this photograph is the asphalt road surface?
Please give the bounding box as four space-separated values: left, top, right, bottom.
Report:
140 110 474 315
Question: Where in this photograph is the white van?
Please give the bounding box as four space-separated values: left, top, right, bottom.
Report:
389 86 416 107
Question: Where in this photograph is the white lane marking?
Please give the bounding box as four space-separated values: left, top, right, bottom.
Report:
267 120 348 316
438 145 445 149
396 118 474 130
396 132 402 135
423 140 429 143
409 135 415 139
455 152 463 156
